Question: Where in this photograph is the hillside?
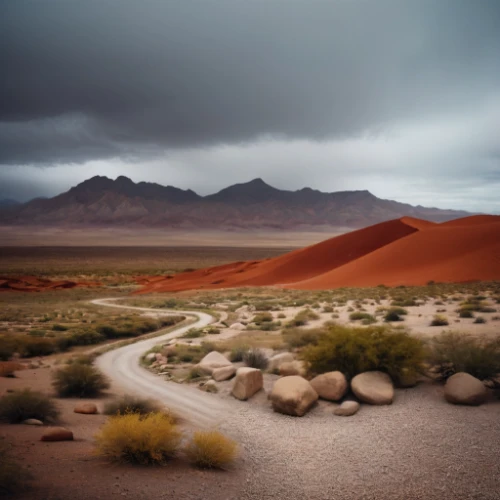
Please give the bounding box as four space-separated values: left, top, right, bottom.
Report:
137 215 500 292
0 176 471 230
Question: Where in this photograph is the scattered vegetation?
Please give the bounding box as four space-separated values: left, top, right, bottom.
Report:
474 317 487 324
430 315 449 326
349 312 376 325
95 412 181 465
301 324 425 382
286 308 320 327
229 345 249 362
185 431 238 469
103 395 163 416
0 389 59 423
52 363 110 397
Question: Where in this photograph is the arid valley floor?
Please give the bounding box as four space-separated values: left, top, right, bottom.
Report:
1 218 500 500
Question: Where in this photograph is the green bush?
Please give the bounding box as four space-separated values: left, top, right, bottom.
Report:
458 309 474 318
349 312 376 324
252 312 273 324
52 364 110 397
243 348 269 370
474 317 486 324
103 395 162 416
301 324 425 381
180 328 205 339
427 332 500 381
95 412 181 464
0 389 59 423
283 328 324 349
286 308 320 328
0 439 32 495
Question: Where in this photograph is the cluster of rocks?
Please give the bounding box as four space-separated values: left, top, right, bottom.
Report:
193 350 493 416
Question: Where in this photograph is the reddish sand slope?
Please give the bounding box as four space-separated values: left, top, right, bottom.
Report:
0 276 101 292
136 218 420 293
137 215 500 293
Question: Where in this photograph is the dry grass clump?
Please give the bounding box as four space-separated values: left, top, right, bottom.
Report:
430 314 449 326
52 363 110 397
185 430 238 469
286 308 320 327
0 439 32 495
95 412 181 465
243 348 269 370
103 395 163 416
301 324 425 382
0 389 59 423
0 361 24 377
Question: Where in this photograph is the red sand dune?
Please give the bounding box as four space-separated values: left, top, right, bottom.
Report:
137 214 500 293
0 276 101 292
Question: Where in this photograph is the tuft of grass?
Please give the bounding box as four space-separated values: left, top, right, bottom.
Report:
185 430 238 469
285 308 320 328
384 307 408 322
0 389 59 423
180 328 205 339
283 327 324 349
430 315 449 327
103 395 162 416
95 412 181 465
243 348 269 370
349 312 376 324
229 345 249 362
458 309 474 318
52 363 110 397
474 316 486 324
0 439 32 495
301 324 424 382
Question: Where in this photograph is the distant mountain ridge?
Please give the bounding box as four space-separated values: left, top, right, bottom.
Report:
0 176 473 229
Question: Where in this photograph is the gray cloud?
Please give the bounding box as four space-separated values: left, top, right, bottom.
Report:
1 1 499 212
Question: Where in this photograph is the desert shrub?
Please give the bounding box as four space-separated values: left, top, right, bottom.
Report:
254 302 275 311
427 332 500 381
185 431 238 469
187 366 205 380
0 361 24 377
252 312 273 324
0 389 59 423
277 313 286 319
95 412 181 465
52 364 110 397
0 439 32 495
384 310 404 322
322 306 334 313
458 309 474 318
473 316 486 324
301 324 425 381
66 354 95 365
168 344 205 364
28 329 46 337
392 298 418 307
286 308 320 328
243 348 269 370
180 328 205 339
51 324 68 332
430 315 449 327
205 326 221 335
349 312 376 324
103 395 163 416
17 336 57 357
283 327 324 349
229 346 249 362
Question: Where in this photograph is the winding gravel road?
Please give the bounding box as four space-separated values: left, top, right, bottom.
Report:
92 298 232 427
91 298 500 500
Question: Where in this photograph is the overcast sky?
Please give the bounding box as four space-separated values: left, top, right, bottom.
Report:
1 0 499 212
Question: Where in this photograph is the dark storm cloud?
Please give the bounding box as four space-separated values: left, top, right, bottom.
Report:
2 0 500 165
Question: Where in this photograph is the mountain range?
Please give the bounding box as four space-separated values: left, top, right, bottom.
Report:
0 176 472 230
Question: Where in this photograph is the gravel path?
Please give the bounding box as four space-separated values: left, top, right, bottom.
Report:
93 298 500 500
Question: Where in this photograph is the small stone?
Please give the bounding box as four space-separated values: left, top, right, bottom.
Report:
74 403 98 414
334 401 360 416
41 427 74 442
22 419 43 426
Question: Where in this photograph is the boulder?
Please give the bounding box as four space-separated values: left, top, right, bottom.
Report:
334 401 360 416
279 360 306 377
268 353 295 372
41 427 74 442
74 403 98 415
212 365 236 382
444 372 488 406
231 367 263 401
229 323 246 330
22 418 43 426
310 371 348 401
269 376 318 417
196 351 232 375
145 353 156 361
351 371 394 405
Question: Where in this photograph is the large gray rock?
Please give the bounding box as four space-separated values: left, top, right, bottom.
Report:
196 351 232 375
268 353 295 372
444 372 488 406
310 371 348 401
212 365 237 381
231 367 263 400
334 401 360 416
269 376 318 417
351 371 394 405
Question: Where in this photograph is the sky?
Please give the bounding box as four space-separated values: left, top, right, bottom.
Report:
1 0 500 212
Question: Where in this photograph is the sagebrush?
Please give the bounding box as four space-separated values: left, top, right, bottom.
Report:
52 363 110 397
185 430 238 469
0 389 59 423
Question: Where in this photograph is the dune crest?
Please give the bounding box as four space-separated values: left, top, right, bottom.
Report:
137 215 500 293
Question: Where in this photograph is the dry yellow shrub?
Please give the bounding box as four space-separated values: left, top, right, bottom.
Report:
185 430 238 469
